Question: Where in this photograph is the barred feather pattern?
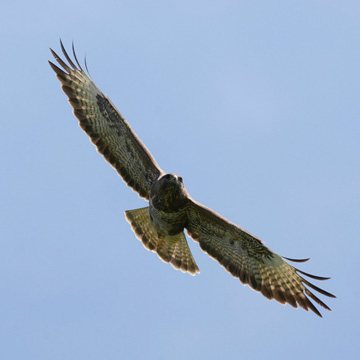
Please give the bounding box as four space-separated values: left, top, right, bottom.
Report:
186 200 335 317
125 207 199 275
49 41 163 199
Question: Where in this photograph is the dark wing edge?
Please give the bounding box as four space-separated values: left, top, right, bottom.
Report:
49 40 163 199
185 199 335 317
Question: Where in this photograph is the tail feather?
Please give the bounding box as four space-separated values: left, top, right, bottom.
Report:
125 207 199 275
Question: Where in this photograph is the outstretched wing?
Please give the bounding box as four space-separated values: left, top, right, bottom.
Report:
49 41 163 199
186 199 335 317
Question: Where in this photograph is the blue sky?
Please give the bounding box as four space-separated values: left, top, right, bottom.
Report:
1 1 359 359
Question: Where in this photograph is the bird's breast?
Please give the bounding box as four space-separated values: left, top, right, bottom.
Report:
149 199 188 236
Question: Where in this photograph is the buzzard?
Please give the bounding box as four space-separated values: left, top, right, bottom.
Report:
49 41 335 317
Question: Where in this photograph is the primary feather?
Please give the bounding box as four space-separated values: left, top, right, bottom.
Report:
49 41 163 199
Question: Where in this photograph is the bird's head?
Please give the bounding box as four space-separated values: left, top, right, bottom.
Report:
158 173 185 193
150 173 188 211
161 173 183 185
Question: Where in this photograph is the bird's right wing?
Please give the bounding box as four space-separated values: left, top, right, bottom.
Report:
49 41 163 199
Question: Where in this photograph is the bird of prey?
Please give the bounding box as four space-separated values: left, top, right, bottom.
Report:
49 41 335 317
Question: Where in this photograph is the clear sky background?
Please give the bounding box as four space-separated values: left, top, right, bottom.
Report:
1 1 359 359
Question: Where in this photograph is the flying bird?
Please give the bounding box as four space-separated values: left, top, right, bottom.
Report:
49 41 335 317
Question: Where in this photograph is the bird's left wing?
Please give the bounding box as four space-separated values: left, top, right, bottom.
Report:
186 199 335 317
49 41 163 199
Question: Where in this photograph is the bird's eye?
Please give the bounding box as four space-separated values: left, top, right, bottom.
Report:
178 176 183 183
164 174 171 180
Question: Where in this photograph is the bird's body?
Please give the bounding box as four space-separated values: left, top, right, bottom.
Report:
49 41 335 317
126 173 200 274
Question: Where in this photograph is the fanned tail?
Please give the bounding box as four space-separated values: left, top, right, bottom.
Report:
125 207 199 275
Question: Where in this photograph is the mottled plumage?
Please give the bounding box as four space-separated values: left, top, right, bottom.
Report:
49 41 335 317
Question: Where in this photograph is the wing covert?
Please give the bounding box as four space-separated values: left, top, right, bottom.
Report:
186 199 335 317
49 41 163 199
